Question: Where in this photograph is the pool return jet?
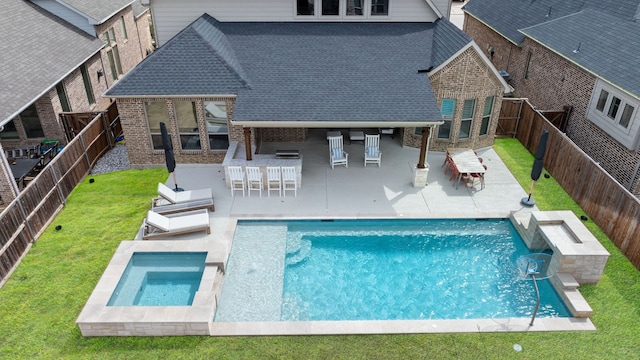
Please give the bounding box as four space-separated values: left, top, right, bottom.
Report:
516 253 555 326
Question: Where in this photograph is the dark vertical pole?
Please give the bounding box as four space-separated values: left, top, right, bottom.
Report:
417 127 429 169
243 127 252 161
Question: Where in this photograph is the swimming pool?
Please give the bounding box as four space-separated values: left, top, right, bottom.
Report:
108 252 207 306
214 218 570 322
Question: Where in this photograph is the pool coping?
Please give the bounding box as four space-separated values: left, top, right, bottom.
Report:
209 317 596 335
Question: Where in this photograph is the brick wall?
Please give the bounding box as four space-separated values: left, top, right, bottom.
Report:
95 6 144 86
465 17 640 196
463 16 516 74
117 97 234 167
403 47 504 152
134 10 154 56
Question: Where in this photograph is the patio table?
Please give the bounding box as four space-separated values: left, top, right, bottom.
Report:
10 158 41 188
447 148 486 189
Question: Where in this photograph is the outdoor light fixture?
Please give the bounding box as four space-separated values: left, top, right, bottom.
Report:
97 70 104 80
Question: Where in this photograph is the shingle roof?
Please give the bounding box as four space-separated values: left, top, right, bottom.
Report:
131 0 148 18
104 17 250 97
521 9 640 98
464 0 640 45
0 0 103 125
431 18 472 68
107 15 471 123
59 0 134 23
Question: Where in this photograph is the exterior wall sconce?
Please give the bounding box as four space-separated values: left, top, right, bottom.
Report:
97 70 104 80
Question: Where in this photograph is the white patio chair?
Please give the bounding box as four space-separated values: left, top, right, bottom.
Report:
245 166 263 197
281 166 297 197
364 134 382 167
328 135 348 169
227 166 246 197
266 166 282 197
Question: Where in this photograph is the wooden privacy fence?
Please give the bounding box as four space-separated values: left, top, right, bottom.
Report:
0 111 115 285
499 98 640 270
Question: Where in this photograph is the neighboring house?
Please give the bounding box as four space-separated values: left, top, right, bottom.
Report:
463 0 640 195
106 0 510 170
0 0 153 203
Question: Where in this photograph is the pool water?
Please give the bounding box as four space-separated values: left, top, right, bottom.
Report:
215 219 570 322
107 252 206 306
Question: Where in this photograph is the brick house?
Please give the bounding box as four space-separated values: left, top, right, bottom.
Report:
463 0 640 196
0 0 153 203
106 0 510 172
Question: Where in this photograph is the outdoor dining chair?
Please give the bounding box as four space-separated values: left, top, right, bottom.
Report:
246 166 264 197
228 166 246 197
281 166 297 197
267 166 282 197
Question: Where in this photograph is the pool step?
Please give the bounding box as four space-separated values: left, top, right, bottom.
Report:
285 239 312 266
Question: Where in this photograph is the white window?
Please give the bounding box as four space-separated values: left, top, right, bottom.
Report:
174 101 201 150
459 99 475 139
295 0 387 18
480 96 494 136
587 79 640 150
437 98 456 139
145 101 169 150
204 101 229 150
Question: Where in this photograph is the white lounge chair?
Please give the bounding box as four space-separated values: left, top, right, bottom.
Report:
228 166 246 197
267 166 282 197
282 166 297 197
142 209 211 239
246 166 263 197
328 135 348 169
157 182 213 203
364 134 382 167
153 183 215 214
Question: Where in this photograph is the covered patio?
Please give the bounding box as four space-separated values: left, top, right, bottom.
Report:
154 129 537 239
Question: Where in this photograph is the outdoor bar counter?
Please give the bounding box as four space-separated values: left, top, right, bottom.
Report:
222 142 302 188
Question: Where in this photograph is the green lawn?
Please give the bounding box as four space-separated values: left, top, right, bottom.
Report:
0 139 639 359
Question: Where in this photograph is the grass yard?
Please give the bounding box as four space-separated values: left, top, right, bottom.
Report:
0 139 639 359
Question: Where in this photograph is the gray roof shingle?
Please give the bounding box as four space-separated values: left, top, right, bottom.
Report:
1 0 103 125
464 0 640 45
465 0 640 97
107 15 471 123
521 9 640 98
431 18 472 68
59 0 134 23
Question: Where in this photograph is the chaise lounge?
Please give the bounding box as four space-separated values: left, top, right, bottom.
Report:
142 209 211 239
152 183 215 214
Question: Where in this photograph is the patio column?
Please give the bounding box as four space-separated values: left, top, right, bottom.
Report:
417 126 430 169
243 127 252 161
412 126 431 187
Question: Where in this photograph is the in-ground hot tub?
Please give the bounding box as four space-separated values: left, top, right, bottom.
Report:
77 240 227 336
